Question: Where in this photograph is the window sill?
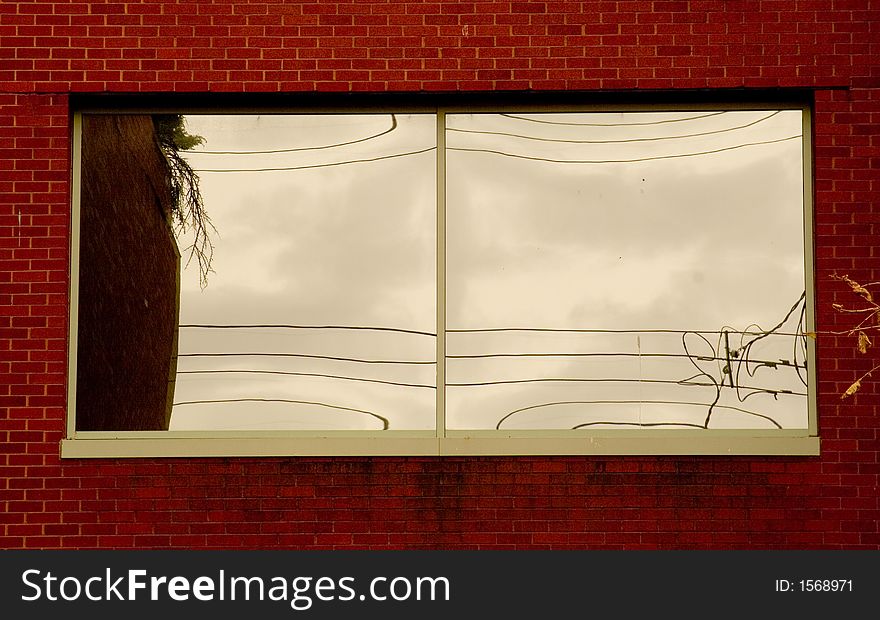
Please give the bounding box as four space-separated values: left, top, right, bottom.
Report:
60 434 820 458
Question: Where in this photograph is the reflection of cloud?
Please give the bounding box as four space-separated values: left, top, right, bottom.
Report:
445 110 807 430
168 110 809 432
183 154 435 330
172 328 437 430
171 114 437 430
448 136 803 331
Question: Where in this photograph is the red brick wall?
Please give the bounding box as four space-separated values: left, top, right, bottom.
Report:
1 1 878 549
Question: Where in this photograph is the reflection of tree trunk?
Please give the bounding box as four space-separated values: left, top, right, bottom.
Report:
76 115 180 431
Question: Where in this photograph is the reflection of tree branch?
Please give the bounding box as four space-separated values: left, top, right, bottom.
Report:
154 114 216 288
732 292 806 401
165 145 216 288
681 332 722 426
676 292 807 427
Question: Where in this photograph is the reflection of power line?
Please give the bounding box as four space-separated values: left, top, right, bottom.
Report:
499 111 728 126
188 114 398 155
178 350 803 369
449 135 801 165
192 146 435 173
573 421 705 429
447 376 805 396
495 400 784 430
178 369 435 389
180 324 436 337
448 351 805 369
180 352 435 365
173 397 389 430
181 323 805 338
448 111 781 145
448 326 804 336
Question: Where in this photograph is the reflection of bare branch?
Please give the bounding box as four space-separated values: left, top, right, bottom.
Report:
681 331 722 426
154 114 216 288
675 292 807 427
731 292 807 403
485 295 808 430
164 145 216 288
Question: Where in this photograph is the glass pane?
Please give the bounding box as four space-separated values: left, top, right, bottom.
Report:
76 113 436 431
446 110 808 430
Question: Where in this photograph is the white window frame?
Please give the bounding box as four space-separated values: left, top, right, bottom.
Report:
63 101 819 458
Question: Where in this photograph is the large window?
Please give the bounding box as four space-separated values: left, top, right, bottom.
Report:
65 102 817 457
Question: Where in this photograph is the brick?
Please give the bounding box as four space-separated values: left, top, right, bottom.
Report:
0 0 877 551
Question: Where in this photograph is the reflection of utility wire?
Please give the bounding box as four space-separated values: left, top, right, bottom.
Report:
180 324 436 337
180 352 434 365
448 326 803 336
495 400 784 430
449 135 801 165
181 323 805 338
192 146 435 173
173 397 390 430
447 376 804 395
448 351 805 368
188 115 398 155
573 421 705 429
448 111 781 145
499 111 727 126
179 350 803 369
178 369 435 389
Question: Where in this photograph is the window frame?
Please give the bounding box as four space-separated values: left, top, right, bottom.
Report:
63 99 819 458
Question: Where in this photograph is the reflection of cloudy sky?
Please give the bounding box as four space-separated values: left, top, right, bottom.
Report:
166 110 809 432
445 110 808 430
171 114 436 430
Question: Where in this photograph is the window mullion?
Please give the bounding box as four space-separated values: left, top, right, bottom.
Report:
436 110 447 439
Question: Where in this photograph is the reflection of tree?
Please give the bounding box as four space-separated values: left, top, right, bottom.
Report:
678 292 807 427
154 114 215 288
470 295 809 430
